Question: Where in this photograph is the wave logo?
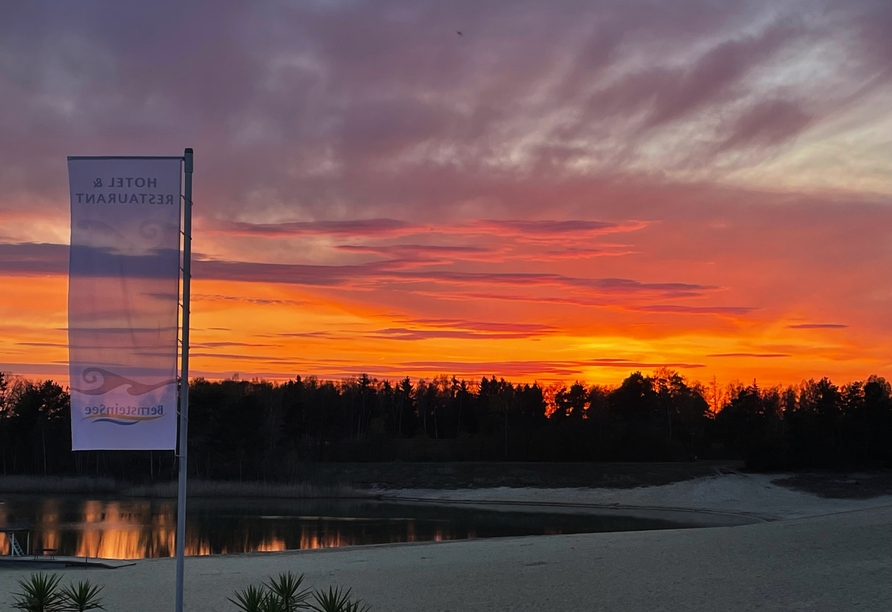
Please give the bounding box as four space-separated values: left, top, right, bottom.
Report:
72 368 175 426
82 404 165 426
72 367 176 396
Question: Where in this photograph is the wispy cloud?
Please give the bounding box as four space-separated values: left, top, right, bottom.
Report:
334 243 496 263
211 219 421 237
192 294 308 307
633 305 756 316
708 352 791 358
191 341 278 349
367 319 558 341
0 243 67 275
786 323 849 330
393 358 704 378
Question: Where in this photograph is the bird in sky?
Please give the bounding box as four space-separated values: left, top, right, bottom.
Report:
457 31 463 36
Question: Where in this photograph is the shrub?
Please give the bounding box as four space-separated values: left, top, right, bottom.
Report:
11 574 104 612
229 573 370 612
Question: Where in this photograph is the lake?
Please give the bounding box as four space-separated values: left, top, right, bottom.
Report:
0 495 693 559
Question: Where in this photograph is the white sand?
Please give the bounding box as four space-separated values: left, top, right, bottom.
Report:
380 471 892 520
1 473 890 611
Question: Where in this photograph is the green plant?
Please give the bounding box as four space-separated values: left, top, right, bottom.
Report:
265 572 312 611
229 575 370 612
228 584 271 612
310 586 370 612
59 580 104 612
12 573 65 612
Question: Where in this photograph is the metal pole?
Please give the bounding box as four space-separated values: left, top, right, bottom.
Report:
175 148 193 612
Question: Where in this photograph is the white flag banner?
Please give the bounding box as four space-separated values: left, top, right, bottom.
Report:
68 157 182 450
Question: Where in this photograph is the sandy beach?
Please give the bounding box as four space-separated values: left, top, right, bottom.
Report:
380 471 892 520
1 472 890 611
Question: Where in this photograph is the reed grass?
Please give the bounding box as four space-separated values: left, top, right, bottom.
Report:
0 475 118 495
123 479 365 499
0 475 368 500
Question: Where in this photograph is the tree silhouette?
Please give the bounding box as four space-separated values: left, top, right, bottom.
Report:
0 367 889 478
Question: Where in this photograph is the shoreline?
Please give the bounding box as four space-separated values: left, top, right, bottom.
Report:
1 473 890 611
379 495 768 526
2 460 891 499
3 471 890 547
3 469 892 520
0 461 745 498
0 475 364 500
377 471 892 521
1 505 889 611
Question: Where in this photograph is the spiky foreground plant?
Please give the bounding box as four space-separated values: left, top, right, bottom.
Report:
59 580 105 612
229 574 371 612
12 573 65 612
228 584 271 612
310 586 370 612
265 572 312 611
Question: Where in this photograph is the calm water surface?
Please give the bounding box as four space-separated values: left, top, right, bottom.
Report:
0 495 692 559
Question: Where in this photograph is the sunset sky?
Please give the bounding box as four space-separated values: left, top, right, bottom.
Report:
1 0 891 389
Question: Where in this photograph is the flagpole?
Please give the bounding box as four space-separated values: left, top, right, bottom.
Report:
175 147 193 612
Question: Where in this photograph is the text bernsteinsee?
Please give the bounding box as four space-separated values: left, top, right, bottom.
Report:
83 404 165 416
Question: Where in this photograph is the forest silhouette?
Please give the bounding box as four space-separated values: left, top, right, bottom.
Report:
1 369 890 482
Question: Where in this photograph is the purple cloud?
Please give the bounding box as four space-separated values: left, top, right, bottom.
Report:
0 243 67 275
335 244 492 259
192 294 308 307
212 219 421 237
718 99 812 151
367 319 558 341
467 219 623 235
1 0 886 225
633 305 756 315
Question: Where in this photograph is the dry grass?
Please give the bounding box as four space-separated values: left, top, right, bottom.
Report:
0 475 366 499
122 479 366 499
0 461 748 499
0 474 119 494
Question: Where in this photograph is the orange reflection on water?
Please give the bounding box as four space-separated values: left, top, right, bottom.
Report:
38 499 60 552
75 501 178 559
81 500 104 523
0 505 7 554
7 498 478 559
186 540 216 556
255 537 287 552
299 526 351 550
75 524 179 560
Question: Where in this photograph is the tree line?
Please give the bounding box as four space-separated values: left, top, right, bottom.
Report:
0 369 890 481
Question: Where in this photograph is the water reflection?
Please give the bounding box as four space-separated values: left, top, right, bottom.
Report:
0 495 691 560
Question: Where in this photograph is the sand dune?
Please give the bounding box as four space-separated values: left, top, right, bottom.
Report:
380 471 892 520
